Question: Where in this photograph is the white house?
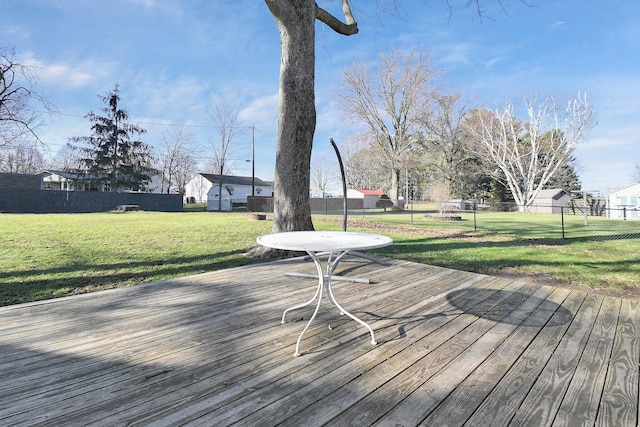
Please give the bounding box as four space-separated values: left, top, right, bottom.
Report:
184 173 273 211
530 188 571 213
346 189 386 209
608 183 640 220
145 174 175 194
41 170 103 191
39 170 169 193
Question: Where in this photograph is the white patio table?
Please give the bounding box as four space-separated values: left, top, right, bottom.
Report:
256 231 393 356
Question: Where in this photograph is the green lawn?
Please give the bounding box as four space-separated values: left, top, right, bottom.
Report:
318 209 640 298
1 210 639 306
0 212 273 305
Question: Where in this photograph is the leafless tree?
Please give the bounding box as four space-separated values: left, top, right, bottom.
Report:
466 94 594 211
51 143 85 171
157 128 197 194
0 142 46 173
421 91 480 197
172 151 198 195
210 102 245 210
203 158 233 175
429 181 454 216
633 162 640 183
262 1 528 235
339 135 389 191
310 155 337 196
339 49 436 205
0 47 54 150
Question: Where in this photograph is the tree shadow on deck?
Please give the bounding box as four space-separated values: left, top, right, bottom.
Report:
447 288 574 327
359 283 575 347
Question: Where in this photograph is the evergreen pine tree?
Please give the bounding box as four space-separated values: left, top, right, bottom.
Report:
70 85 153 192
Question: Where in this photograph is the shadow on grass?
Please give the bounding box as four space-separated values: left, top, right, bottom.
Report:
0 249 257 306
372 234 640 284
563 232 640 242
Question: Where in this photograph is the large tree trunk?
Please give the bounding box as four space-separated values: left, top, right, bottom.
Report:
266 0 316 232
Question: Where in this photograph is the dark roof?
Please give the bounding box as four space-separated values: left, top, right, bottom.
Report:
41 170 156 181
40 170 103 180
199 173 272 187
536 189 569 200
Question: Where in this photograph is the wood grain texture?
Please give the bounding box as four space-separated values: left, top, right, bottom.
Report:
0 256 637 427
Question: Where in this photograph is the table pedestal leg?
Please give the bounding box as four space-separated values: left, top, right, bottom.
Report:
281 251 377 357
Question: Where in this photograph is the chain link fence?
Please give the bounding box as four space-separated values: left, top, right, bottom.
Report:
246 197 639 240
312 201 640 240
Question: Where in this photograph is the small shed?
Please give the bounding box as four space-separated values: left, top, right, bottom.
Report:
607 183 640 220
346 189 386 209
531 188 571 213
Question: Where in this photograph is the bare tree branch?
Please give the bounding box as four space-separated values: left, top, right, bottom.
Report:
315 1 358 35
339 49 435 202
209 101 246 210
0 47 55 150
467 94 594 211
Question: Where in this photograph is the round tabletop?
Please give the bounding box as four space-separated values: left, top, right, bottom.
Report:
256 231 393 253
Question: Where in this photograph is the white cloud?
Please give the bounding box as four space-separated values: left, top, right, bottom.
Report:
436 42 474 66
132 0 156 8
39 63 95 89
238 93 279 130
17 51 113 90
2 24 29 39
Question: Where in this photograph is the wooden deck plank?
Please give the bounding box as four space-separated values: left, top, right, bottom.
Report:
7 260 455 425
553 296 621 426
508 293 604 427
118 265 495 426
596 299 640 427
0 257 638 427
89 265 443 425
375 284 559 427
0 266 319 401
317 281 537 427
269 279 525 427
460 290 588 427
418 286 573 426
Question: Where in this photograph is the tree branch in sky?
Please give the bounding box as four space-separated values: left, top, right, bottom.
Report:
315 0 358 35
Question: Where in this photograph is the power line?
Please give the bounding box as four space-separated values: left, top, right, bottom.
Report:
47 110 268 131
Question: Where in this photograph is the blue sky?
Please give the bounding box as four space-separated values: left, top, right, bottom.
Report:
2 0 638 194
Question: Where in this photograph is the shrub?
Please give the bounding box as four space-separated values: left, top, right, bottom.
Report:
376 198 394 212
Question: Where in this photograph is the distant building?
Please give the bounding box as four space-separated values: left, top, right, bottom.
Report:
530 188 571 214
346 189 386 209
608 183 640 220
39 170 169 193
41 170 104 191
183 173 273 211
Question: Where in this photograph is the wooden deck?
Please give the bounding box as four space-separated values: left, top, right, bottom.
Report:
0 256 638 426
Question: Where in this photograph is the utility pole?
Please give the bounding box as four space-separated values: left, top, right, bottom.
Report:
251 126 255 197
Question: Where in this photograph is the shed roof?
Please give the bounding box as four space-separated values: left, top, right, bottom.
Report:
198 174 272 187
352 189 385 196
608 183 640 195
534 189 569 200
